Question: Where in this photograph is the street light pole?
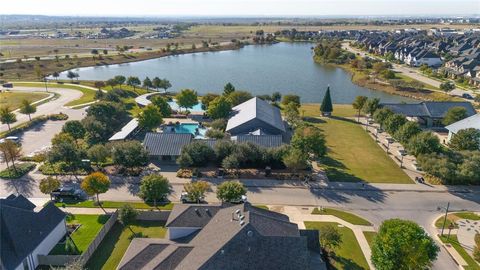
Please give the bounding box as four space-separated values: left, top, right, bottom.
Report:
43 77 49 93
441 202 450 236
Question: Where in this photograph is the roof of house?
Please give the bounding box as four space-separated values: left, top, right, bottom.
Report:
109 118 139 141
1 195 65 270
226 97 285 134
381 101 476 118
232 134 284 148
118 203 313 270
445 113 480 134
143 133 193 156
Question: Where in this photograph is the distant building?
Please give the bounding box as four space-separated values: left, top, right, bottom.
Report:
0 194 66 270
117 203 324 270
381 101 476 127
445 113 480 143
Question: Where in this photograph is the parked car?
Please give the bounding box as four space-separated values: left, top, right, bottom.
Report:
52 186 87 202
0 136 20 145
397 149 407 156
376 128 384 133
180 191 205 204
230 195 248 204
462 93 474 100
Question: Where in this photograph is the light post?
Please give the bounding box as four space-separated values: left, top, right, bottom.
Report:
438 202 450 236
43 77 49 93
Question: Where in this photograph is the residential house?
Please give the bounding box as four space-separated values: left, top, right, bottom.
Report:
143 133 193 161
116 203 324 270
445 113 480 143
381 101 476 127
0 194 66 270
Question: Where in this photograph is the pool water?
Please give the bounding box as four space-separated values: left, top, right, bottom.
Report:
166 123 207 138
168 100 204 113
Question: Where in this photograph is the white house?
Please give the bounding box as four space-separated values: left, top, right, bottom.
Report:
445 113 480 143
0 194 66 270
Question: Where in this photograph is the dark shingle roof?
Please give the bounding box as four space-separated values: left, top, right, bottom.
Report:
233 135 284 148
381 102 476 118
166 204 221 228
144 133 193 156
1 195 65 270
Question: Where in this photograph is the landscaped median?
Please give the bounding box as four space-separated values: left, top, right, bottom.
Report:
0 162 36 179
439 234 480 270
434 212 480 229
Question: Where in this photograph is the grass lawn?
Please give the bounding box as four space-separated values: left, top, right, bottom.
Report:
50 214 110 255
300 105 412 183
434 212 480 229
13 82 98 107
311 207 372 226
55 200 174 210
0 91 50 110
305 221 370 270
363 231 377 247
253 205 269 210
86 220 167 269
301 104 356 118
439 234 480 270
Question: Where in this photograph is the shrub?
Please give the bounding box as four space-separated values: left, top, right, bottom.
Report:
176 168 192 178
208 118 227 131
177 141 215 167
0 162 36 179
205 128 225 139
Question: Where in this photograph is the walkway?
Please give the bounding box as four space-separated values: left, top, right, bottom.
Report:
279 206 376 270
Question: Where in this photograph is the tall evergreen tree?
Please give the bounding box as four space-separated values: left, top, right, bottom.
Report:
320 86 333 116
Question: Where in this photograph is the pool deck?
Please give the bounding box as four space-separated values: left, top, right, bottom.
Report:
163 118 199 124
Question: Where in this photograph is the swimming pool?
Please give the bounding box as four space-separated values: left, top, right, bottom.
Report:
168 100 204 113
165 123 207 138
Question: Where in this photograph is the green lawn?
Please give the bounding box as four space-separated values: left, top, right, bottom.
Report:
253 205 269 210
86 220 167 270
50 214 110 255
0 91 50 110
13 82 98 107
55 200 174 210
434 212 480 229
0 163 36 179
305 221 370 270
439 234 480 270
363 231 377 247
301 104 357 118
311 208 372 226
300 105 412 183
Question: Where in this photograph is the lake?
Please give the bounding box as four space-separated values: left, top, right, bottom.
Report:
56 42 413 104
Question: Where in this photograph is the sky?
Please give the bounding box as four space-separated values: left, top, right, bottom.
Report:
1 0 479 16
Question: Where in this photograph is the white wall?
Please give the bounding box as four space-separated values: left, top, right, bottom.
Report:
168 227 199 240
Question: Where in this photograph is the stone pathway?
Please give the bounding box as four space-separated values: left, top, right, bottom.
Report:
457 219 480 255
277 206 376 270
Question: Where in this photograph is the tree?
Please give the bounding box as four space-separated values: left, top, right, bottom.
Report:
226 91 253 106
87 144 110 164
82 101 128 143
126 76 141 92
205 128 225 139
158 79 172 93
442 107 468 126
19 99 36 121
282 94 301 108
183 181 211 203
0 140 22 173
394 121 421 144
143 77 153 89
291 125 326 158
62 120 86 142
440 81 455 92
207 96 232 119
216 181 246 202
152 77 162 91
362 98 380 116
0 106 17 131
177 141 215 168
371 219 439 270
111 141 149 171
283 148 309 173
66 71 77 82
151 95 172 117
201 93 220 110
449 128 480 151
138 105 163 131
319 224 342 252
118 204 138 233
114 75 126 89
39 176 61 201
384 114 407 135
106 78 117 89
48 133 82 176
352 96 368 122
81 172 110 204
284 102 301 127
373 108 394 128
223 82 236 95
52 71 60 80
94 81 105 90
320 86 333 116
176 89 198 111
271 92 282 102
139 174 170 207
407 131 441 156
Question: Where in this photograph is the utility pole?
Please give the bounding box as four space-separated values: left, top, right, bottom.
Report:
440 202 450 236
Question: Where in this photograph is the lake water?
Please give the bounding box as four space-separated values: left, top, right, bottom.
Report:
56 42 413 104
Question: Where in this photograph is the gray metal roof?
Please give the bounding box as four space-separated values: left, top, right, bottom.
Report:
226 97 285 134
109 118 139 141
381 102 476 118
233 135 284 148
445 113 480 134
1 195 66 270
144 133 193 156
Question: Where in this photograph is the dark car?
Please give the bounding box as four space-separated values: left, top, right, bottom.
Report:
180 192 205 204
52 186 87 202
462 93 474 100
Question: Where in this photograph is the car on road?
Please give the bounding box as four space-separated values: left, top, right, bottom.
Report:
462 93 474 100
180 191 205 204
52 186 87 202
